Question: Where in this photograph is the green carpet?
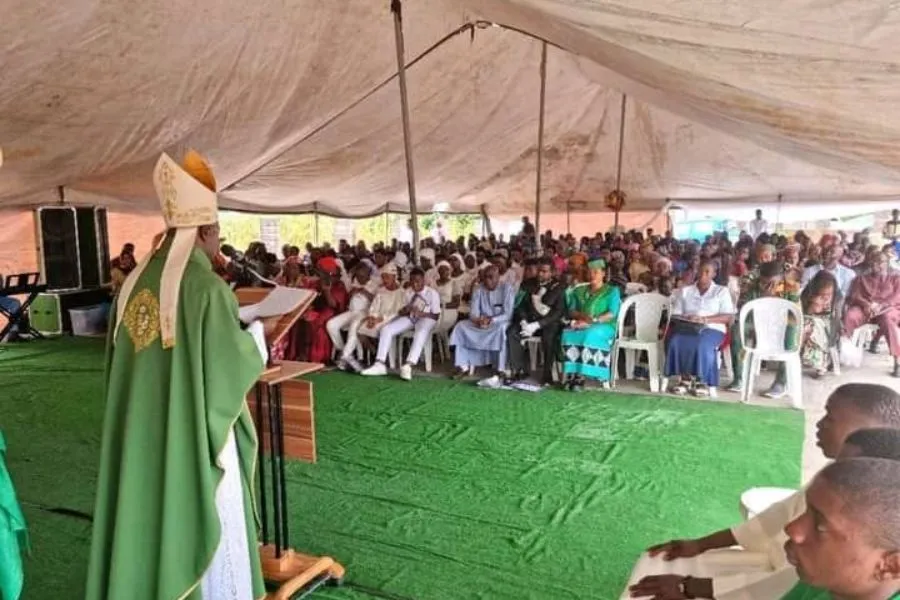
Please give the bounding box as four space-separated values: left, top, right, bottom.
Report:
0 339 804 600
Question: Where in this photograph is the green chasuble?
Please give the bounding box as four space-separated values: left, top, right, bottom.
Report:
86 245 266 600
0 431 27 600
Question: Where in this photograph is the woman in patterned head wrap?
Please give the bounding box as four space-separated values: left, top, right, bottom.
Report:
560 259 622 391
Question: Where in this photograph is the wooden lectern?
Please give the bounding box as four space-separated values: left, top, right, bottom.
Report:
236 288 345 598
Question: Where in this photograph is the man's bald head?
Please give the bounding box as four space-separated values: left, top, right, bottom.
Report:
817 384 900 458
831 384 900 427
785 458 900 596
821 458 900 549
841 428 900 461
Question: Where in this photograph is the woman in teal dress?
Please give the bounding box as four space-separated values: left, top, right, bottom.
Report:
561 259 622 391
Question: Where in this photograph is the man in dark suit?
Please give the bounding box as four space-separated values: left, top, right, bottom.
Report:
507 257 567 385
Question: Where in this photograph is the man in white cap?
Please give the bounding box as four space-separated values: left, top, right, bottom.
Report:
361 267 441 381
354 263 406 369
87 151 267 600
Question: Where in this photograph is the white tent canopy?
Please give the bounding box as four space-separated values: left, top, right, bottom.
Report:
3 0 900 218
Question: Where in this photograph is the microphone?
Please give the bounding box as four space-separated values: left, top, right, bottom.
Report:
221 245 247 264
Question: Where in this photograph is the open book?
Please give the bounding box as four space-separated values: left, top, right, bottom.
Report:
234 286 317 349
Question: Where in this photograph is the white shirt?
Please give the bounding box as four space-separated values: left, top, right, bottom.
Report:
672 282 735 334
367 286 405 320
748 218 769 240
800 263 856 297
434 280 456 305
347 278 380 313
403 286 441 315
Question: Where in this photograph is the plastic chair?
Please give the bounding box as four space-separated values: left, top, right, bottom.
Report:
526 336 542 372
738 298 804 408
433 308 458 363
851 323 880 350
611 293 669 393
525 336 563 382
389 309 446 372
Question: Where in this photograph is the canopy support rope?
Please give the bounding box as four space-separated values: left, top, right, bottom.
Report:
534 41 548 234
614 93 628 230
392 0 421 263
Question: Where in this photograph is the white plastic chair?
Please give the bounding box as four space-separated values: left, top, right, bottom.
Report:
433 307 459 363
611 293 669 393
526 336 542 372
389 309 446 372
852 323 880 350
523 336 567 382
738 298 804 408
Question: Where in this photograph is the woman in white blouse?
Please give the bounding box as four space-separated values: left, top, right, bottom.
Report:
665 260 736 396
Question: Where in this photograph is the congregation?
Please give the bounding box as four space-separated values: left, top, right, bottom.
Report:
139 212 900 397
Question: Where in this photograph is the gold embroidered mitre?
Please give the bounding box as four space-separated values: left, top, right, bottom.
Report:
115 150 220 351
153 150 218 228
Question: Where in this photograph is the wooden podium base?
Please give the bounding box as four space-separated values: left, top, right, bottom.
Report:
261 544 345 600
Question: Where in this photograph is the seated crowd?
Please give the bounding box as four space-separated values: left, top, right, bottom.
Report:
211 219 900 392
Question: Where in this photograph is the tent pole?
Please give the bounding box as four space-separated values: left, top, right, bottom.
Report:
614 93 627 231
384 207 389 245
313 203 320 245
392 0 421 264
535 41 548 235
665 198 672 234
776 193 783 232
480 205 493 236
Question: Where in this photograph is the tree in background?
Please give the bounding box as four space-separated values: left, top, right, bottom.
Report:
218 213 261 251
279 215 334 249
219 211 481 250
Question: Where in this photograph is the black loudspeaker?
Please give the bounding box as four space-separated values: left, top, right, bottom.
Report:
36 206 111 291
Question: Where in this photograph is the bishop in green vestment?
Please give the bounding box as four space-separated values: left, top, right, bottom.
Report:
86 151 267 600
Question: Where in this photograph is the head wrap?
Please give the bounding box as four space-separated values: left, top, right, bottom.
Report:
654 256 673 270
759 244 777 256
317 256 340 275
361 257 377 275
450 252 466 272
380 262 399 277
393 252 409 268
436 260 452 272
114 150 218 349
420 248 436 263
588 259 607 270
569 252 588 267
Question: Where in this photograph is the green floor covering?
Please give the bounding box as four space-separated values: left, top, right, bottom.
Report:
0 338 803 600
